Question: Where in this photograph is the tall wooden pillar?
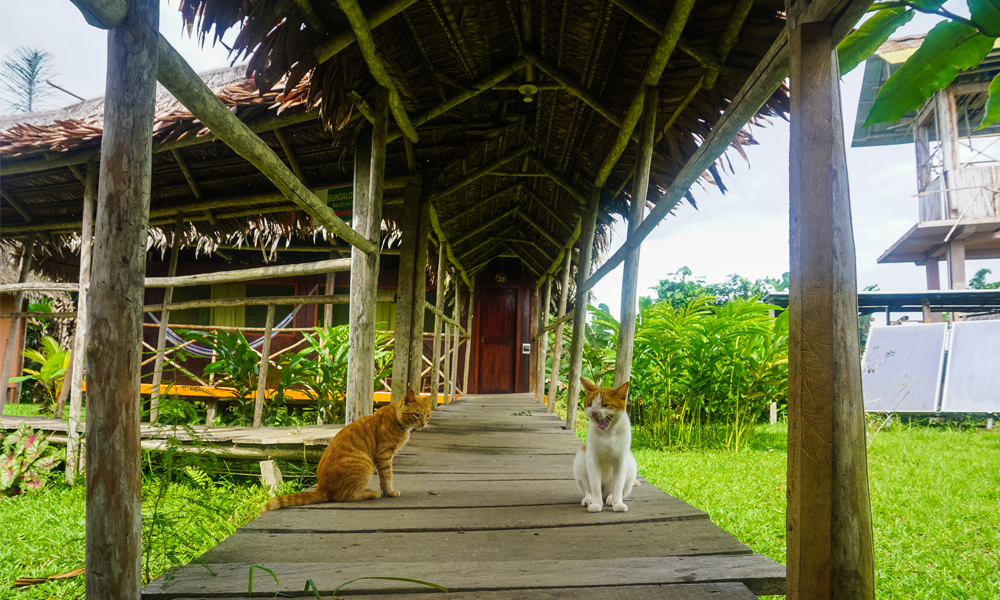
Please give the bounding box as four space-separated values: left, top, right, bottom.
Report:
947 240 966 289
442 320 452 403
613 86 657 387
564 189 600 431
787 21 874 600
462 283 473 394
546 249 572 412
529 287 540 394
66 162 96 483
391 181 421 402
0 233 35 413
537 276 552 399
409 200 430 394
85 0 159 596
450 284 461 400
150 215 184 422
346 88 387 424
430 245 446 407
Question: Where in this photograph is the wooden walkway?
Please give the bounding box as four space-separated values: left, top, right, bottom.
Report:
135 393 785 598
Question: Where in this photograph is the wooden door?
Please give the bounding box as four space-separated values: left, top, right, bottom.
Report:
477 288 518 393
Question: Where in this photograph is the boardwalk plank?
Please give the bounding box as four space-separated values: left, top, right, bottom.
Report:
142 555 785 597
200 519 751 564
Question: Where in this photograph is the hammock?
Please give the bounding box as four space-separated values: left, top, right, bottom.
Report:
146 284 320 358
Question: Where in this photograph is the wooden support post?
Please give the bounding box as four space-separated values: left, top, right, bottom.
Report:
150 216 185 423
786 21 874 600
613 86 658 387
324 249 337 326
85 0 158 596
409 197 430 394
252 304 276 428
538 276 553 398
925 257 942 322
0 234 36 413
430 245 446 407
529 287 540 394
463 283 473 395
66 164 96 482
391 181 421 402
936 88 961 218
565 189 600 431
441 321 452 403
346 88 387 424
547 249 572 413
259 459 283 493
947 240 967 290
450 285 461 400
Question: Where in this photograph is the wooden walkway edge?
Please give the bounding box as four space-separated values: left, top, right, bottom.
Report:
139 393 784 598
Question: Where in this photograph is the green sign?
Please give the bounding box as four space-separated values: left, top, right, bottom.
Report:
327 185 353 221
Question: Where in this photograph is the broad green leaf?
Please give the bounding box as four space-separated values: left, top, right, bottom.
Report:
969 0 1000 37
909 0 945 10
837 8 914 76
865 21 995 126
978 72 1000 128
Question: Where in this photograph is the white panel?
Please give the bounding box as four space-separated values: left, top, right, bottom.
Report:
941 321 1000 412
861 324 947 412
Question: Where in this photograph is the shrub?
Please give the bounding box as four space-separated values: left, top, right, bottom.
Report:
0 423 64 494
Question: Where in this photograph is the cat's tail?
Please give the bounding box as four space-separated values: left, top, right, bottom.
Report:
259 489 328 516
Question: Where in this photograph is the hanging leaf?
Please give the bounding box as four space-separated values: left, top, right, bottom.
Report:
865 21 995 126
977 72 1000 128
837 7 914 76
968 0 1000 37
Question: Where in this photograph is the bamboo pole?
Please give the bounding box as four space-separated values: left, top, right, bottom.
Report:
155 35 376 253
85 1 157 596
66 163 95 483
565 189 600 431
463 283 474 395
430 246 446 407
409 196 431 394
450 285 461 400
150 216 185 423
594 0 695 187
538 276 552 399
252 304 276 428
613 86 658 387
346 88 388 424
0 234 36 415
547 249 572 413
333 0 418 143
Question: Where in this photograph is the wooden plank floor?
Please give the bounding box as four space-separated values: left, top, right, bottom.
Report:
142 393 784 598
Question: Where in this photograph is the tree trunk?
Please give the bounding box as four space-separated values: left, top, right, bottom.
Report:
85 1 159 597
786 22 874 600
346 88 387 424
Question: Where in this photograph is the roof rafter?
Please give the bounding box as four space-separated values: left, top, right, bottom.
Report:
514 207 561 249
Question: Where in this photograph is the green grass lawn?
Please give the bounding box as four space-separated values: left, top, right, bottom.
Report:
634 422 1000 600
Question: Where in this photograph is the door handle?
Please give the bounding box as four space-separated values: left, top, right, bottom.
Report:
481 337 485 343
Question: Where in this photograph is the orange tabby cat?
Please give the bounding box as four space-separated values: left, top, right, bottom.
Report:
260 390 432 514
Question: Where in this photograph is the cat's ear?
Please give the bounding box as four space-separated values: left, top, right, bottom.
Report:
613 381 630 399
403 390 416 404
580 378 597 392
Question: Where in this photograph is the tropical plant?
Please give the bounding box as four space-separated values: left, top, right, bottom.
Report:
969 267 1000 289
10 336 69 414
299 325 350 423
0 423 64 494
190 330 266 424
0 46 56 113
652 267 788 310
839 1 1000 129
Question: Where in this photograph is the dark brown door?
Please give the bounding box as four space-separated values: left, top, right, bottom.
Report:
478 288 518 393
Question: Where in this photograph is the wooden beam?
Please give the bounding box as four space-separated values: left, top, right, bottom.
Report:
314 0 416 63
450 208 519 247
170 149 215 225
515 207 561 249
786 20 873 600
537 276 552 397
441 183 521 228
145 258 352 288
518 185 572 233
546 249 572 412
387 59 529 143
704 0 753 89
424 300 466 333
613 86 657 387
526 153 590 206
292 0 327 34
0 190 35 223
594 0 695 187
428 146 532 203
155 36 376 253
334 0 418 143
0 234 35 414
66 162 95 483
85 1 157 597
538 310 573 337
149 216 184 423
69 0 126 28
430 248 447 407
274 129 308 183
504 243 544 276
427 205 474 290
565 188 600 431
539 219 582 286
252 304 276 428
346 88 388 424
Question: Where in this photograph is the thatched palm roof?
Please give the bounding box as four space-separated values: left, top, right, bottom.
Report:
1 0 788 280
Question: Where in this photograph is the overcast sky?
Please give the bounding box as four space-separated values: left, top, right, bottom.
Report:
3 3 999 317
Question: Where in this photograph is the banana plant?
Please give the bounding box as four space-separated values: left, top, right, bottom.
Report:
10 336 69 414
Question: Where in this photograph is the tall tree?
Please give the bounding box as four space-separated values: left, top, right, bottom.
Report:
1 46 55 113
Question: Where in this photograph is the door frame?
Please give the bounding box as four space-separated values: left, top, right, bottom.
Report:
472 284 523 395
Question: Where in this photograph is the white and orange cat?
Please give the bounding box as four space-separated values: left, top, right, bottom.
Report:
574 378 638 512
